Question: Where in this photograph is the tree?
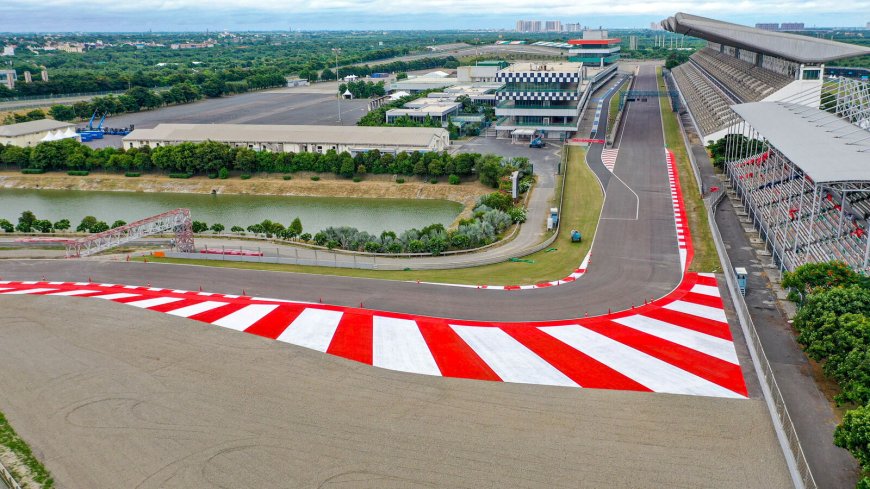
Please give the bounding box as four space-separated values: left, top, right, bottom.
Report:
53 219 70 231
783 261 868 302
339 158 355 178
49 104 77 121
0 219 13 233
26 109 46 120
90 221 109 233
321 68 336 81
111 220 127 229
192 221 209 233
477 154 505 188
200 77 226 98
33 219 53 233
77 216 98 233
16 210 37 233
230 225 245 234
834 405 870 470
210 223 225 234
289 217 303 238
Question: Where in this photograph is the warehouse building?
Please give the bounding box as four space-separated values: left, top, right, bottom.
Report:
0 119 75 147
122 124 450 154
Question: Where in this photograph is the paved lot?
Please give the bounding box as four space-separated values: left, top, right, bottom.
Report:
86 86 370 149
0 295 792 489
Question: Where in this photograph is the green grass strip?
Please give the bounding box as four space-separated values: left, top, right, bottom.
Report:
0 411 54 488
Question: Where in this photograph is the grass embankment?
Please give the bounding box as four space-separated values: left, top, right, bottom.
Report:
136 145 603 285
657 67 719 273
0 412 53 488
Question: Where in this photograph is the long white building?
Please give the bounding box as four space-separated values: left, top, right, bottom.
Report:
122 124 450 154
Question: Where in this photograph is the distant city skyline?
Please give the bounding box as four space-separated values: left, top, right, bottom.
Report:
1 0 868 32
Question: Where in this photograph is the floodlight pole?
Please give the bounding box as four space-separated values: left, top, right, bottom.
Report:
333 48 342 125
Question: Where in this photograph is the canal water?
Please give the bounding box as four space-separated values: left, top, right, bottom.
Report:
0 188 462 234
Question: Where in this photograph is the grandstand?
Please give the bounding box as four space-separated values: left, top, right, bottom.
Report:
663 13 870 274
662 12 870 140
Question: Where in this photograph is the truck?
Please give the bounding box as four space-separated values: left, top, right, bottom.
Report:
529 136 545 148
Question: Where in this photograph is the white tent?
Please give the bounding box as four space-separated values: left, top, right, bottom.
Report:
62 127 77 139
40 132 54 142
342 89 354 99
343 75 358 82
389 91 411 100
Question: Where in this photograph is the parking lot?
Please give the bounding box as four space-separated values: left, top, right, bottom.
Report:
86 83 371 148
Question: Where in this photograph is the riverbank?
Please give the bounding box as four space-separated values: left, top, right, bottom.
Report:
0 172 491 224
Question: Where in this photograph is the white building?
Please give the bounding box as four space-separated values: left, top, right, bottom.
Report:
386 100 460 125
494 61 617 140
389 74 459 93
1 46 15 56
123 124 450 155
0 119 75 147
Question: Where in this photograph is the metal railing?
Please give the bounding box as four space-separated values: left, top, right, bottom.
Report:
0 460 22 489
708 191 816 489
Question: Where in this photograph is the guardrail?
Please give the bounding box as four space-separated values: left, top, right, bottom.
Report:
707 191 816 489
0 460 22 489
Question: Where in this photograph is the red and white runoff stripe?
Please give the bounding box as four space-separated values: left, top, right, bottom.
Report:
0 272 747 399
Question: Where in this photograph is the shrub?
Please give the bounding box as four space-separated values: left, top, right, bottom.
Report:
429 177 438 184
408 240 426 253
508 206 527 223
313 232 328 246
67 170 89 176
218 167 229 179
124 172 141 177
326 239 339 250
395 178 404 184
352 176 362 183
479 192 513 212
168 173 191 179
240 174 252 180
283 175 292 180
311 175 321 181
299 233 312 242
21 168 45 174
207 173 218 179
0 219 14 233
364 241 381 253
448 174 460 185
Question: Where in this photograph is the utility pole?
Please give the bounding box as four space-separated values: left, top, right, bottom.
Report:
332 47 342 125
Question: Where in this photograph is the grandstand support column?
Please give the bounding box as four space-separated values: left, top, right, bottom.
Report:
864 227 870 268
806 185 821 252
791 168 807 270
836 191 848 238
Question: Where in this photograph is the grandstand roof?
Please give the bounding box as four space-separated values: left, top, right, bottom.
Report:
662 13 870 64
732 102 870 184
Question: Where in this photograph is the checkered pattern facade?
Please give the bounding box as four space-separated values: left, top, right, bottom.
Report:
496 72 581 83
495 92 580 101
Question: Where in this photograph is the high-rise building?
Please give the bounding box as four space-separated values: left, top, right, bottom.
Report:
563 23 582 32
755 23 780 31
780 23 805 31
545 21 562 33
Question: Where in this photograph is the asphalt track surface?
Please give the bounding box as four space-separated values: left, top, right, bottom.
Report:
0 295 792 489
0 66 681 322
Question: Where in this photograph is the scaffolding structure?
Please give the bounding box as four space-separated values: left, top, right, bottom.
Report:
65 208 194 258
724 81 870 273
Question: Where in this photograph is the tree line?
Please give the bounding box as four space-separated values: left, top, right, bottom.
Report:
0 139 525 188
782 261 870 489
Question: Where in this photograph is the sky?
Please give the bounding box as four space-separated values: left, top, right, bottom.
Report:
1 0 869 32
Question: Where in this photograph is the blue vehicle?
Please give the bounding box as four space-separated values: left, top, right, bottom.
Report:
530 136 545 148
571 229 582 242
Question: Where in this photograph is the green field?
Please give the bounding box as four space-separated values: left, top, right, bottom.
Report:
657 66 720 273
137 145 603 285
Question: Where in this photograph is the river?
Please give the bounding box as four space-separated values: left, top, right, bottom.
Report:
0 188 463 234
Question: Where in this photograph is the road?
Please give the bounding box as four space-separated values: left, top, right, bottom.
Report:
0 64 798 489
0 66 681 322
